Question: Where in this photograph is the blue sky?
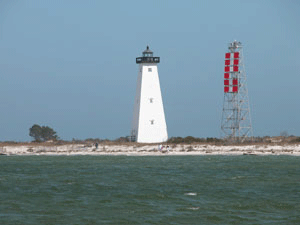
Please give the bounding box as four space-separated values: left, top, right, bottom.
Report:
0 0 299 141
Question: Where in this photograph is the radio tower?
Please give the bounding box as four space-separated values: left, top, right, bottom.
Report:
221 41 253 142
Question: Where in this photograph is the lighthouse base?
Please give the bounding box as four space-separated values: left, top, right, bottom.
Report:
131 63 168 144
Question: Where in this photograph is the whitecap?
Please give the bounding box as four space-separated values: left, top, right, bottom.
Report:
188 207 199 210
184 192 197 196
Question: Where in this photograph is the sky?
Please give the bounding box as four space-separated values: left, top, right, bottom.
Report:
0 0 299 141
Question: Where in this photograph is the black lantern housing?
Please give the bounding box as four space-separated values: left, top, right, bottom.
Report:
136 46 160 64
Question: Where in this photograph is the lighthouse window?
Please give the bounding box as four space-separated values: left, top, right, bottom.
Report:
150 120 154 125
148 68 152 72
150 98 153 103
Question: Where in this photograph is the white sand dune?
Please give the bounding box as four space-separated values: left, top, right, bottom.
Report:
1 143 300 156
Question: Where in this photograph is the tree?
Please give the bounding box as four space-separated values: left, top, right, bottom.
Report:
29 124 58 142
29 124 43 142
280 131 288 138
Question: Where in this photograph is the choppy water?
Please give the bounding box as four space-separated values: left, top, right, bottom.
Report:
0 155 299 224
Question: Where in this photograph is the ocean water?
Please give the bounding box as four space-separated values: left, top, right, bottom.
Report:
0 155 299 224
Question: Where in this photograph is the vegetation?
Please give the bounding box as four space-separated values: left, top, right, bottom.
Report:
70 135 300 145
29 124 58 142
167 136 222 144
1 129 296 146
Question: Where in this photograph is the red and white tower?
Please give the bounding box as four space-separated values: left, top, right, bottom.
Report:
221 41 253 142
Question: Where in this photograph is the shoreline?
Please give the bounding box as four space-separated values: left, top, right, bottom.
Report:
1 143 300 156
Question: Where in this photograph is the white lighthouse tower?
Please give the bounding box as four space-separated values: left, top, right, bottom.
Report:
131 46 168 143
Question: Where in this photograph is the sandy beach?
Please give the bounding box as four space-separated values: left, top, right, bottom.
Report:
1 143 300 156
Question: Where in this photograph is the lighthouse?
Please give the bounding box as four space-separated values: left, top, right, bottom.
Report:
131 46 168 143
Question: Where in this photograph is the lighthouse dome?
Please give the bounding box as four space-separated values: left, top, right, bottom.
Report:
142 46 153 57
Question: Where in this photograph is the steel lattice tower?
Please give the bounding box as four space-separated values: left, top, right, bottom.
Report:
221 41 253 142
